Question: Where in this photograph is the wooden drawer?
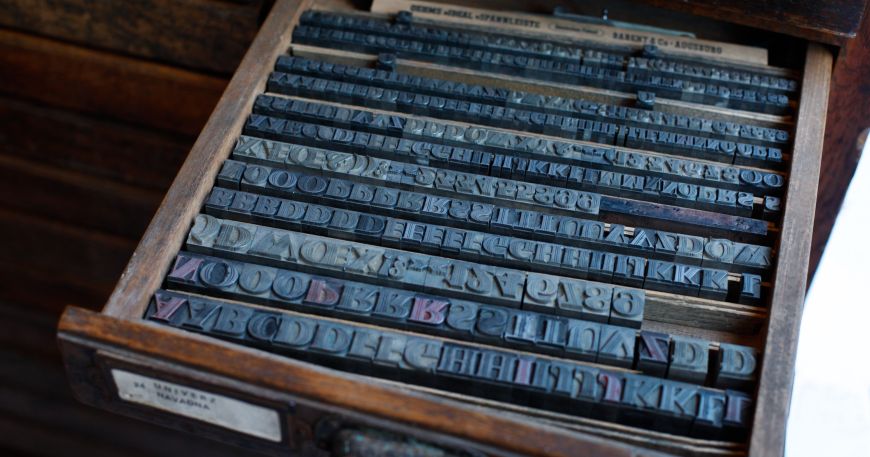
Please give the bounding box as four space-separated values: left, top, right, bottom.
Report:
58 1 834 455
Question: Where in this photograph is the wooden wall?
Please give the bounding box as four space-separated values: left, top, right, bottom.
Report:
0 0 863 455
0 1 272 455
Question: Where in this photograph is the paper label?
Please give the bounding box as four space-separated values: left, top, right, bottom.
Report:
112 369 281 442
369 0 768 65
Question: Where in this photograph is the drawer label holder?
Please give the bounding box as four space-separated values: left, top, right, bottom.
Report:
111 369 282 442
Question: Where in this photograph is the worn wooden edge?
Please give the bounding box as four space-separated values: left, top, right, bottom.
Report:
0 154 163 240
643 293 766 338
370 376 745 456
748 43 833 457
100 0 311 318
0 28 227 136
59 305 677 457
0 207 136 294
633 0 864 47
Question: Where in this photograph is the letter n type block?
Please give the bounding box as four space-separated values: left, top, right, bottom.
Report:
503 311 539 346
636 331 670 377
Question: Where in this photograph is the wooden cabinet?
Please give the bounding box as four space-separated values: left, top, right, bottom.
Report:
53 0 851 455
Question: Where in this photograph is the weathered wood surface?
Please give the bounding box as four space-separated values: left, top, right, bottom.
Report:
0 156 162 239
631 0 868 45
0 303 267 457
749 44 833 457
0 208 136 311
0 1 267 456
0 0 269 74
0 0 263 308
0 96 190 190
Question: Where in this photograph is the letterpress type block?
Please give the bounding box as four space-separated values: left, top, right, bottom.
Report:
636 331 670 377
668 336 709 384
714 344 758 390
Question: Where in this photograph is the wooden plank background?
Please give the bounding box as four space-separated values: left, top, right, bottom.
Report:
0 0 863 455
0 1 272 455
